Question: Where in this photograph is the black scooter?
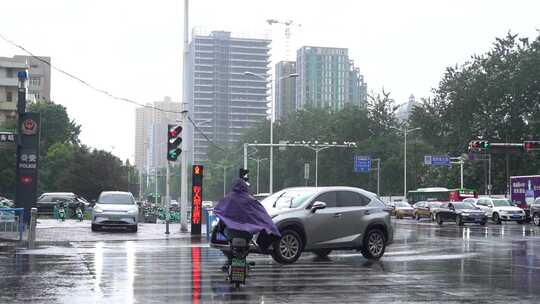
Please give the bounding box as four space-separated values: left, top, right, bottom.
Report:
211 222 256 288
227 237 252 288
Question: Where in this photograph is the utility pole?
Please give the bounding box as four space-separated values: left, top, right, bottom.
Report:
223 166 226 196
179 0 190 232
450 156 465 189
372 158 381 196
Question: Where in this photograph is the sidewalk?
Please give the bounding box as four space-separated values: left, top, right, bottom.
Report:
35 219 207 244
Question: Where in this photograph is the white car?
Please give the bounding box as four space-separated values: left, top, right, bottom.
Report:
473 197 526 224
91 191 139 232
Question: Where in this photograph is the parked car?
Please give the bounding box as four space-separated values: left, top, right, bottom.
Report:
36 192 90 214
261 186 393 264
414 201 444 221
531 197 540 226
91 191 139 232
436 201 487 226
0 196 14 208
394 202 414 219
474 197 526 224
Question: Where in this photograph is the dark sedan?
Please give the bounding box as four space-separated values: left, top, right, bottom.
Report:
436 202 487 226
36 192 89 215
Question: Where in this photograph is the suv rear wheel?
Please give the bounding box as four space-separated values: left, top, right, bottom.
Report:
361 229 386 260
271 229 303 264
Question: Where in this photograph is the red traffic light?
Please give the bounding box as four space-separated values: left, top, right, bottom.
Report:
168 125 182 138
524 141 540 152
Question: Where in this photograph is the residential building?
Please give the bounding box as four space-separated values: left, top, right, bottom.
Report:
296 46 367 111
348 66 368 107
275 61 297 120
0 57 27 127
188 30 271 162
134 97 181 172
0 55 51 128
13 55 51 103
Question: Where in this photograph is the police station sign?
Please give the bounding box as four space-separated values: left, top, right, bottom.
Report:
19 150 38 169
15 112 41 223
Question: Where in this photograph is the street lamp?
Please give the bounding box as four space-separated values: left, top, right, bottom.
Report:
244 71 298 194
392 127 421 199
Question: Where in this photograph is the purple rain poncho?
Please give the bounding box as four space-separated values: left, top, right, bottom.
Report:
214 179 280 238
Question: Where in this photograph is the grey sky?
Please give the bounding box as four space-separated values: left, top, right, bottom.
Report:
1 0 539 161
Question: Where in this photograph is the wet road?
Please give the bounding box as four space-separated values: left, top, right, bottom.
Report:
2 220 540 303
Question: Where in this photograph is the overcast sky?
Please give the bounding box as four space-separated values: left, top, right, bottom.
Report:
1 0 539 162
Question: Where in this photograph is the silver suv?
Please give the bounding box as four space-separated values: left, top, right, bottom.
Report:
92 191 139 232
262 186 393 264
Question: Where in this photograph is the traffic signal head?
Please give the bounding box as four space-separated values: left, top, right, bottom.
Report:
468 140 489 152
193 165 203 176
524 141 540 152
167 124 182 161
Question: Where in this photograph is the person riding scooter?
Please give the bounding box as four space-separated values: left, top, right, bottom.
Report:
213 169 281 262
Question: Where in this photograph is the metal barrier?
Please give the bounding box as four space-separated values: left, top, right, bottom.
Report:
0 208 25 241
204 207 218 240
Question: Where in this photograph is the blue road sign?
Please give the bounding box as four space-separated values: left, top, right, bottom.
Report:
354 155 371 173
424 155 450 166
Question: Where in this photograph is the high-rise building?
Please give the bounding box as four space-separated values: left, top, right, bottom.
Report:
348 66 368 107
188 30 271 162
275 61 297 120
296 46 367 111
134 97 181 172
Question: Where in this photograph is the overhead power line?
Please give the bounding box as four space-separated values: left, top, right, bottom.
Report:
0 32 226 151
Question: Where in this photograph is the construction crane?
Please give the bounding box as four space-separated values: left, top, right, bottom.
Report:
266 19 301 60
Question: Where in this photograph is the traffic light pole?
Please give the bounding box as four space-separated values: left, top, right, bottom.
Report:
180 110 189 233
165 161 170 234
179 0 190 233
243 142 358 189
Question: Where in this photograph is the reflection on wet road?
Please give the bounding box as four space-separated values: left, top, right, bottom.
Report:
2 220 540 303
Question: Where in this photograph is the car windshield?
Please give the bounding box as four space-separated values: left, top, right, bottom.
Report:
38 195 74 203
492 199 512 207
261 189 317 209
428 202 443 208
98 193 134 205
454 202 476 210
396 202 410 207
